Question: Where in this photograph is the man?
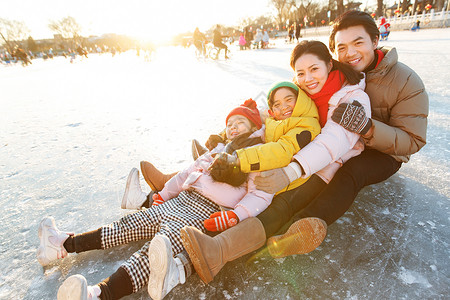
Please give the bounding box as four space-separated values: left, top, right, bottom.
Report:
213 25 229 59
178 10 428 284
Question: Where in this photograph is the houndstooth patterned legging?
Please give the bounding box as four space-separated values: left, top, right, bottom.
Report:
100 189 220 293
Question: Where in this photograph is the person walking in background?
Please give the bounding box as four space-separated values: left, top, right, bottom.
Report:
193 27 207 57
288 24 294 43
295 21 301 42
262 29 270 48
378 17 390 40
412 20 420 31
213 25 229 59
253 28 263 49
238 33 247 50
244 27 253 50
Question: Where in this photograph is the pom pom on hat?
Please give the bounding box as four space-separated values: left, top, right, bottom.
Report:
226 99 262 129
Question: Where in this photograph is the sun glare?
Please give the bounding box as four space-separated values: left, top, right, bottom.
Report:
4 0 272 43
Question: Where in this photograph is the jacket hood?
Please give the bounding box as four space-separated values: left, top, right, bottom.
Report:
292 89 319 119
370 46 398 78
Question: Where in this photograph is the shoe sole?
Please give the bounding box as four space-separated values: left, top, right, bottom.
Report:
148 236 170 300
121 168 138 209
140 161 159 191
180 227 213 284
267 217 327 259
191 139 207 161
37 217 53 266
57 274 88 300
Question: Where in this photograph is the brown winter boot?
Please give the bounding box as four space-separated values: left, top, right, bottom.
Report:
191 139 208 161
266 217 327 259
180 217 266 284
140 161 177 191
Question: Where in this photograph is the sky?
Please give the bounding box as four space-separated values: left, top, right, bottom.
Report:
2 0 393 44
2 0 274 43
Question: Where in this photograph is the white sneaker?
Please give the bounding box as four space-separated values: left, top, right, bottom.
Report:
121 168 147 209
57 274 100 300
37 216 69 266
148 235 185 300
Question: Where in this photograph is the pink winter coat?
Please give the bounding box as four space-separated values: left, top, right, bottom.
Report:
239 35 246 46
158 127 273 222
294 77 371 183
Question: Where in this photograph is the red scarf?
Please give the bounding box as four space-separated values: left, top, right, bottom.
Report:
307 70 345 127
375 49 385 67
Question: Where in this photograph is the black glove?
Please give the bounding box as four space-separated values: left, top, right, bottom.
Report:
224 132 263 154
209 152 247 187
205 134 225 151
331 100 372 135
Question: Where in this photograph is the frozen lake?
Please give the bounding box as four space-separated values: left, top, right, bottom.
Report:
0 28 449 299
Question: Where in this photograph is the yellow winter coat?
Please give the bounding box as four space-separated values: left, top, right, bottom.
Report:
236 89 321 192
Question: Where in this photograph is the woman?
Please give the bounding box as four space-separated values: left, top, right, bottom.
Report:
179 40 371 284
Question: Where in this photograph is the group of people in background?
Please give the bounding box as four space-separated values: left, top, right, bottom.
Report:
239 27 270 50
288 21 302 43
193 25 272 59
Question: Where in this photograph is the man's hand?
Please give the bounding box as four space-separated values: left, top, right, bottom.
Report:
331 100 372 135
254 168 290 194
204 211 239 232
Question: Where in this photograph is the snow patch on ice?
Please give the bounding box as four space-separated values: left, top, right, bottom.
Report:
366 226 375 234
398 267 432 288
426 221 436 228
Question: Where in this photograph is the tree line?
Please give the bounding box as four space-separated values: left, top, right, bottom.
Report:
1 0 445 54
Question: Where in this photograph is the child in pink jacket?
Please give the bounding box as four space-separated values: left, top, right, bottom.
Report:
37 100 271 300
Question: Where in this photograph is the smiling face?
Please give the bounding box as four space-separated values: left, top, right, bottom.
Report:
225 115 254 140
294 53 332 95
269 87 298 120
334 25 378 73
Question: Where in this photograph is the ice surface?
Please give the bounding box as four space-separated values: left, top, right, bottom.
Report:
0 28 449 299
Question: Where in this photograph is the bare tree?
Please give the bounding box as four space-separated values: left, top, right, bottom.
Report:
336 0 344 16
0 18 30 52
290 0 315 23
270 0 289 28
436 0 445 11
412 0 419 14
401 0 409 14
48 16 82 42
377 0 384 17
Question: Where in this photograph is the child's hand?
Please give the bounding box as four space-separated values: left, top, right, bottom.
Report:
205 134 225 151
152 193 164 206
209 152 246 187
204 211 239 232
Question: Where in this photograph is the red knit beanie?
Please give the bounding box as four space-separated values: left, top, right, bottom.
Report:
226 99 262 129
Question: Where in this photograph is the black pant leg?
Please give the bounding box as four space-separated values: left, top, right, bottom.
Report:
292 149 402 225
257 175 326 237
